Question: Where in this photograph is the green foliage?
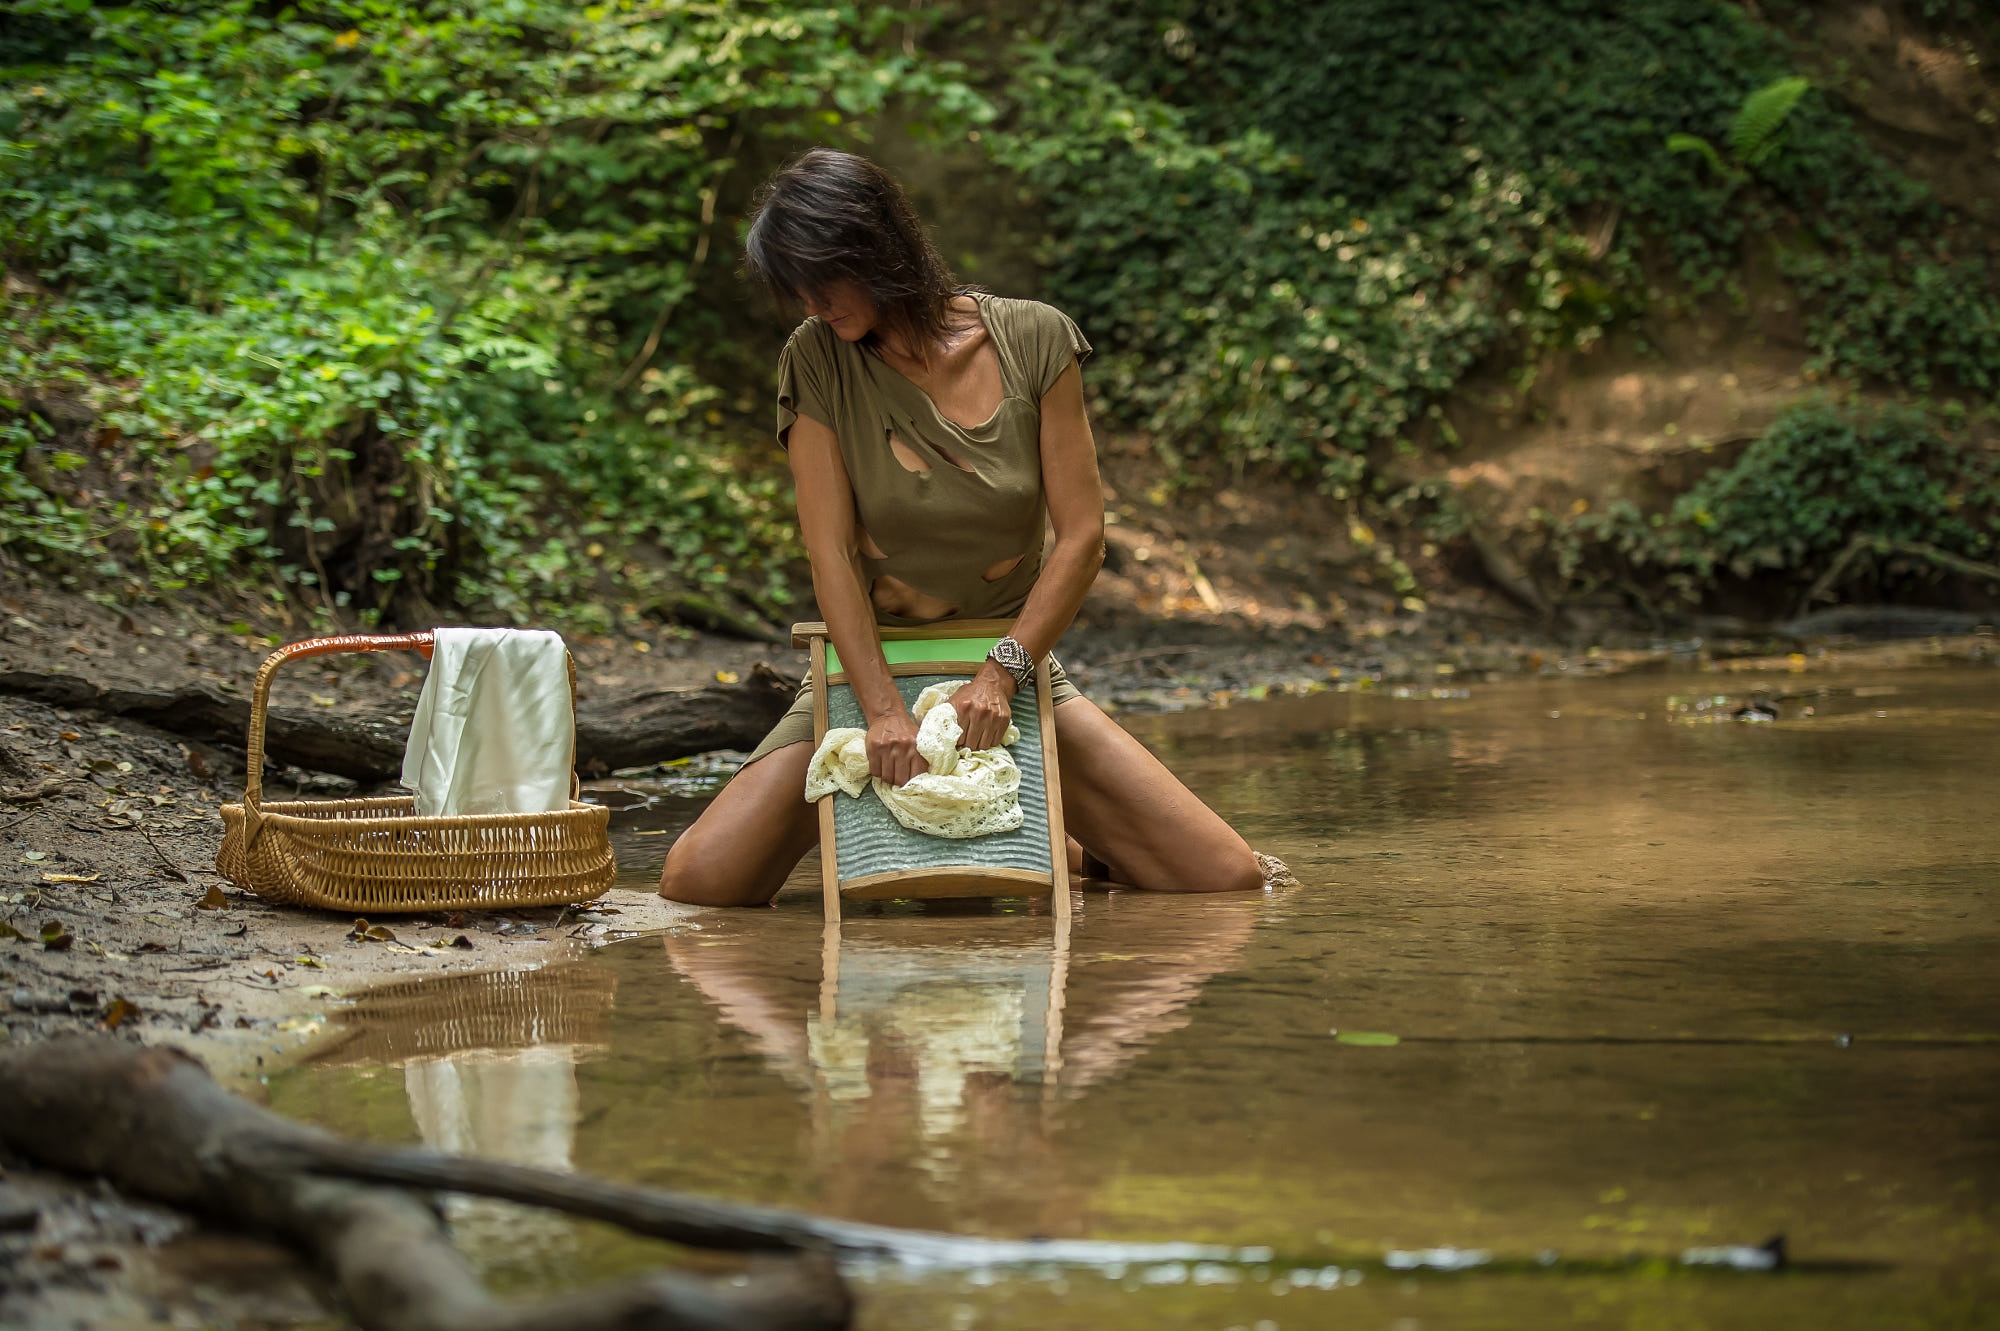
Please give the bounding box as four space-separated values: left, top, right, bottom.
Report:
4 0 1994 627
1672 399 1996 576
1730 75 1810 167
1786 248 2000 396
1547 400 2000 601
0 0 985 628
1669 74 1811 179
988 1 1999 490
1666 132 1732 179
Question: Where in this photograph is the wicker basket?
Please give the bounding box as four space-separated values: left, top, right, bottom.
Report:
217 631 616 915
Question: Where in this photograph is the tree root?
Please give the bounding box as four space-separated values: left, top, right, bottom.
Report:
1465 522 1564 623
0 1036 851 1331
0 776 75 805
1800 534 2000 617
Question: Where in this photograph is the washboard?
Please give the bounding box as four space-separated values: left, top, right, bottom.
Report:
796 619 1071 924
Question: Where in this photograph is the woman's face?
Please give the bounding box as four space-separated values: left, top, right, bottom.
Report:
800 280 876 342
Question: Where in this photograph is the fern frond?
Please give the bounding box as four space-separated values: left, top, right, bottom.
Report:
1666 132 1729 178
1731 76 1810 167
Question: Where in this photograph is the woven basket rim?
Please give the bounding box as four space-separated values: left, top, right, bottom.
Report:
223 796 607 835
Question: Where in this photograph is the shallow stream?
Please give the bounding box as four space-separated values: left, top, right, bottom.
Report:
272 662 2000 1328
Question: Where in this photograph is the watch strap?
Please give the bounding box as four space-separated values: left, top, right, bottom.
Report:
986 635 1035 687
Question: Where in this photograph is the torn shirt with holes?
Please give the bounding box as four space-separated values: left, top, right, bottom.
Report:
774 293 1092 629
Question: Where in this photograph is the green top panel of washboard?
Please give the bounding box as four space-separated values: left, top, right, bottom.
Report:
825 635 1000 677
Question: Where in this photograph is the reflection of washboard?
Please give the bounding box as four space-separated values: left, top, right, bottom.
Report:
795 619 1071 924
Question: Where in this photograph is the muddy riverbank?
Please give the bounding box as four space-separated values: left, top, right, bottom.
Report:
4 571 1995 1076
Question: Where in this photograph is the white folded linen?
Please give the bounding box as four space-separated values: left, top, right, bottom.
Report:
401 627 573 818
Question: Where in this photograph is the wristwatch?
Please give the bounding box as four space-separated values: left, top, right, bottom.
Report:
986 636 1035 689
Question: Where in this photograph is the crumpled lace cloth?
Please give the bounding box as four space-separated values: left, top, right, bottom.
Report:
804 681 1023 839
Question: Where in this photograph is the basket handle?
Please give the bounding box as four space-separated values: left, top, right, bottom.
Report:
240 631 586 843
240 632 436 844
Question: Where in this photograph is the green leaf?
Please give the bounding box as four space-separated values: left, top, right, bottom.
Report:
1334 1031 1400 1047
1731 76 1810 167
1665 133 1729 179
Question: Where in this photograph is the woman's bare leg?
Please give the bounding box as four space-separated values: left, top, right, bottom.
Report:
1053 698 1264 893
658 742 819 907
660 709 1258 902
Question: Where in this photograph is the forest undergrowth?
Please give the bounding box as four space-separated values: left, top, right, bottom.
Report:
2 0 1996 636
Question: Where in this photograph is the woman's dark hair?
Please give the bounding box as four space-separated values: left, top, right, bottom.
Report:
744 148 967 355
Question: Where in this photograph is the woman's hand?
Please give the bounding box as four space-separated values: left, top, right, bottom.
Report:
866 707 925 787
951 663 1017 751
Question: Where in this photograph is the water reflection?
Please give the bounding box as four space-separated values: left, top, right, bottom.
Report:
312 965 618 1066
659 895 1260 1229
311 966 619 1268
404 1045 584 1262
272 665 2000 1328
811 918 1067 1129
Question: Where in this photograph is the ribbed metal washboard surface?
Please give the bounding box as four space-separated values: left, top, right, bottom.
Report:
827 674 1053 881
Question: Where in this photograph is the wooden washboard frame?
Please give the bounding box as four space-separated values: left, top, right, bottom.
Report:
794 619 1072 924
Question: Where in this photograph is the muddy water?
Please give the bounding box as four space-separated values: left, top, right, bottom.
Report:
271 663 2000 1328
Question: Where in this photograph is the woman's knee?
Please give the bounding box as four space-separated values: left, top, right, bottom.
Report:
658 829 782 906
1215 843 1266 894
657 745 814 906
659 825 739 904
657 806 796 907
1144 842 1264 894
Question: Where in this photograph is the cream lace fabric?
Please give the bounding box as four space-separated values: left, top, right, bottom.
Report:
804 681 1023 839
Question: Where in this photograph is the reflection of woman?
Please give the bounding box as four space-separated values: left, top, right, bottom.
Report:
659 149 1263 905
661 900 1259 1231
661 898 1259 1104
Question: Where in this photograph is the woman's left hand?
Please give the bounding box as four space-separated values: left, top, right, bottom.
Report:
952 662 1017 751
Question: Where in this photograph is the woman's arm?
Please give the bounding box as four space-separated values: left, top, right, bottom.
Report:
787 413 925 786
951 359 1105 749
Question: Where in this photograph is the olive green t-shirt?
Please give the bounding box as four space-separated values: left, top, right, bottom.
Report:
775 293 1091 628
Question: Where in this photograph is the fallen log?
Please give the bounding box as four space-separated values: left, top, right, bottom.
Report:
236 1135 857 1255
0 1036 851 1331
0 662 798 781
573 661 797 777
233 1134 1251 1272
0 670 409 780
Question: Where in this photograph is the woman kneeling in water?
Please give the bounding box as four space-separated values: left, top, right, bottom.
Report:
659 148 1265 905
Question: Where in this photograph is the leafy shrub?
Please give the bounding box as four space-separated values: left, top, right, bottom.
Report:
987 1 2000 490
0 0 985 629
1547 399 2000 604
1672 399 1997 576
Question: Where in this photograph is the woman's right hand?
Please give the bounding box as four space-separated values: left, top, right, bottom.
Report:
866 708 925 787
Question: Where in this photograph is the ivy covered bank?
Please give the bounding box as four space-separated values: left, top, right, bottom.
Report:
3 0 1996 634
